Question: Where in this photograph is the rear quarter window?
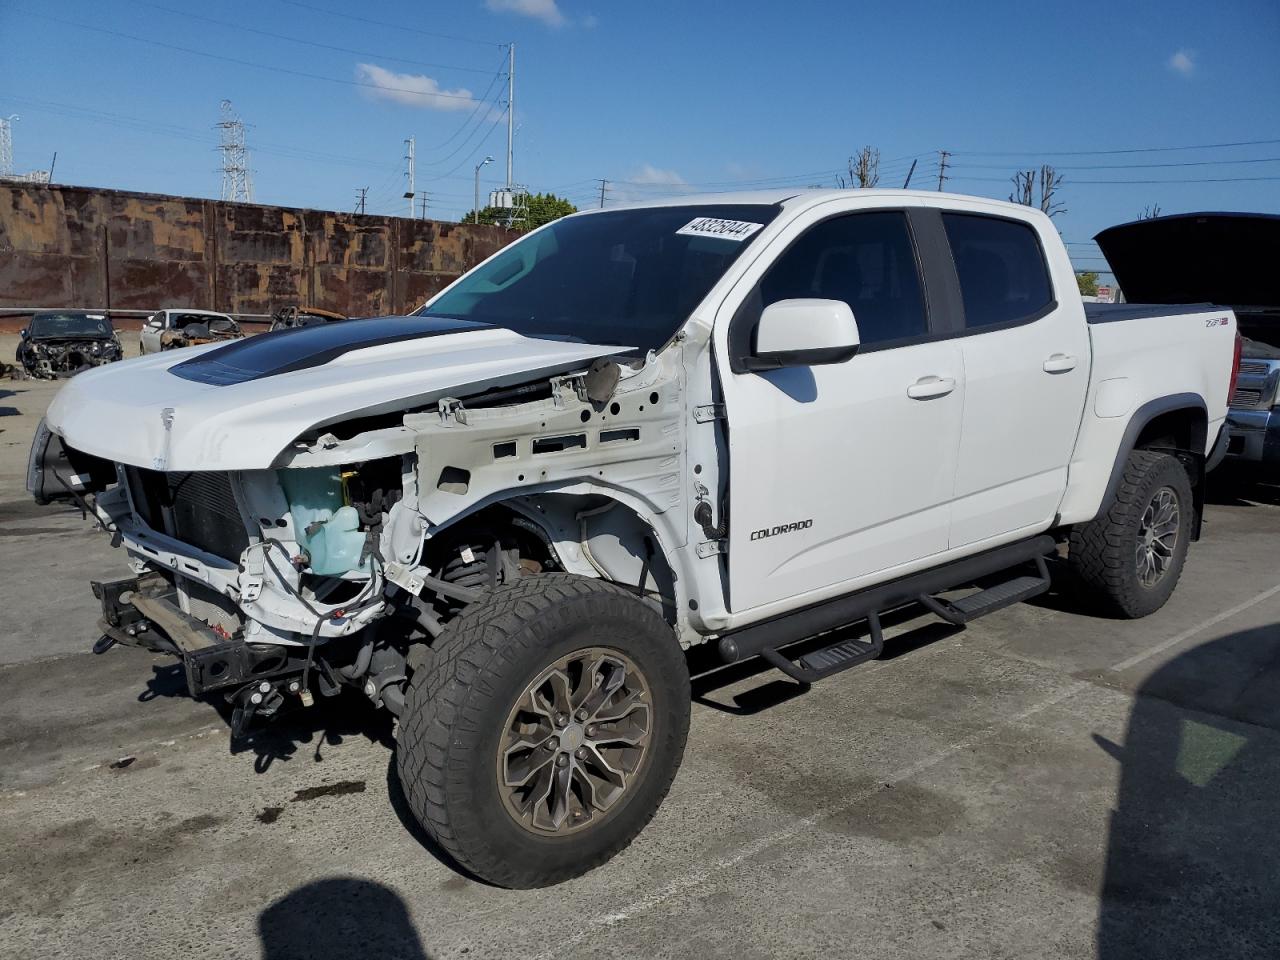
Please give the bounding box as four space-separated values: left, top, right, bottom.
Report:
943 213 1054 329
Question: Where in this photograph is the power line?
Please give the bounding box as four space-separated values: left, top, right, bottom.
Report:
19 12 490 105
128 1 504 74
951 156 1280 171
5 95 404 171
414 51 510 162
949 174 1280 185
949 137 1280 157
274 0 504 47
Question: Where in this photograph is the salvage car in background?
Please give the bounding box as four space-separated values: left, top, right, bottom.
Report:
268 305 348 331
140 309 244 355
1096 212 1278 471
16 311 123 378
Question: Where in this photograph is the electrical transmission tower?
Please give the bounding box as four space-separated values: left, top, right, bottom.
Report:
0 115 17 179
216 100 254 203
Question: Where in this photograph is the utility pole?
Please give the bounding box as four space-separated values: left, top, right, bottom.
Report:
506 43 515 189
597 179 608 208
0 115 16 178
417 191 430 220
354 187 368 215
403 137 415 218
902 158 917 189
216 100 254 202
936 150 950 192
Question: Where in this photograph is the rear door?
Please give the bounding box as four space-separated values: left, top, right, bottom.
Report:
719 205 966 612
942 212 1090 547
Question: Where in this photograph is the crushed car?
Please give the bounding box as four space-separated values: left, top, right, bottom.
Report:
28 190 1237 889
16 310 123 379
140 309 244 355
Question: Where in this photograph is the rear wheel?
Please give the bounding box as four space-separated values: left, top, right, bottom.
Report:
395 574 689 888
1068 449 1194 618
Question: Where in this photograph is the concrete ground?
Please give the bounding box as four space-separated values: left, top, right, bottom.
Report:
1 366 1278 960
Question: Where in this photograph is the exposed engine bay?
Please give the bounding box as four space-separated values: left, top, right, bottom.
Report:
160 317 244 350
30 345 689 737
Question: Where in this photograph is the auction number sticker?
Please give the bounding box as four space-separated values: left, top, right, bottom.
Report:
676 217 765 241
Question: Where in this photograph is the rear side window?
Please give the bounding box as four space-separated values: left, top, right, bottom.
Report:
943 213 1054 329
759 211 927 348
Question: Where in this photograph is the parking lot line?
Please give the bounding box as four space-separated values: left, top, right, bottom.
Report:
1110 581 1280 672
535 673 1090 959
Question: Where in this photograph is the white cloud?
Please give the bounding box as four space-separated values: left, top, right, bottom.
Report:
631 164 689 187
610 165 694 204
485 0 565 27
355 63 479 111
1168 49 1196 76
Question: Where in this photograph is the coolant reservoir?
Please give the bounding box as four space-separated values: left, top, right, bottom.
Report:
278 468 370 575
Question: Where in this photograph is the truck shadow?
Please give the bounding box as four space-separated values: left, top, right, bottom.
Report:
1204 465 1280 507
221 688 396 774
1096 623 1280 959
258 876 432 960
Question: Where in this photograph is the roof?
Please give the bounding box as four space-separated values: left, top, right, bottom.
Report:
161 308 233 317
580 187 1040 217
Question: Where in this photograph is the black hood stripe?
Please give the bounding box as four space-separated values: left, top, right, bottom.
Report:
169 315 493 386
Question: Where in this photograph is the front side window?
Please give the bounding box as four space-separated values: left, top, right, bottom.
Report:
943 213 1054 329
417 204 780 355
759 211 928 347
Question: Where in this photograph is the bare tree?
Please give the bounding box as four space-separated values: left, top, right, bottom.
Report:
1009 169 1035 207
1139 203 1163 220
851 146 880 188
1009 165 1066 218
837 146 881 188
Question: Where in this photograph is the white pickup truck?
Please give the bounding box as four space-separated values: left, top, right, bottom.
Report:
28 190 1239 888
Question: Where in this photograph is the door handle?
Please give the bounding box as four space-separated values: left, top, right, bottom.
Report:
1043 353 1078 373
907 375 956 400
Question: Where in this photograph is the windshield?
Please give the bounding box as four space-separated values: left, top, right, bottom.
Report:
416 204 780 353
29 313 113 338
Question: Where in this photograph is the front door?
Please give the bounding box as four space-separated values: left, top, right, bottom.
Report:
718 209 965 613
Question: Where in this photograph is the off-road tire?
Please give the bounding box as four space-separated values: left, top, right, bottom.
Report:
395 573 690 888
1068 449 1194 618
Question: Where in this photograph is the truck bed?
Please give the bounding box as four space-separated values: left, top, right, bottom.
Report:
1084 302 1217 324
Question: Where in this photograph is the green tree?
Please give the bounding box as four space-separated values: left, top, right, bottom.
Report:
1076 271 1099 297
462 192 577 232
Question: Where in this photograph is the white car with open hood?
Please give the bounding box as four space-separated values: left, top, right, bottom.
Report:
28 189 1239 888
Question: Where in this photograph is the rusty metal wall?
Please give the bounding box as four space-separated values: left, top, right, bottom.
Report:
0 182 517 317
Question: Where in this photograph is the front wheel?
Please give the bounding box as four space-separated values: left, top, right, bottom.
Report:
395 574 690 888
1068 449 1194 618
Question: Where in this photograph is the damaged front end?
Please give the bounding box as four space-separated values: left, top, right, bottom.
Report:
31 344 687 739
22 336 123 379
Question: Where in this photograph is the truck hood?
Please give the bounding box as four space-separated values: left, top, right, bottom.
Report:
47 315 624 471
1094 212 1280 309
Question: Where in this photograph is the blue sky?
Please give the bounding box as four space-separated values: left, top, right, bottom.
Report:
3 0 1278 278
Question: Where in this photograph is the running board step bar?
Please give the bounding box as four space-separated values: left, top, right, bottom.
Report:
759 612 885 685
915 556 1051 626
718 535 1057 683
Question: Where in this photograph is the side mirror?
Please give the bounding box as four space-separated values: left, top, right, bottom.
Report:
745 298 860 371
19 328 28 339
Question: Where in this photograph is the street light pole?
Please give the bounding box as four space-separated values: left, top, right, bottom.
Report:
474 156 494 224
